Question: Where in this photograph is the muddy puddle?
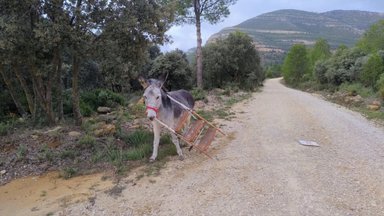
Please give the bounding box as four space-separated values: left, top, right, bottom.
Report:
0 171 115 216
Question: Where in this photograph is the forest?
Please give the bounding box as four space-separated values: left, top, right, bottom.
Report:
0 0 264 129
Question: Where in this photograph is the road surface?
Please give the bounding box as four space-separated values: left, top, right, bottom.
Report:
49 78 384 215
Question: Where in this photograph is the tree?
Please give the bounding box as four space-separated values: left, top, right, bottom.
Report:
149 49 193 90
361 52 384 88
282 44 310 86
309 38 331 72
357 20 384 53
177 0 237 88
202 31 263 90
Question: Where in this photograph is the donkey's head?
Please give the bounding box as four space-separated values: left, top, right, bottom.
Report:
142 79 164 121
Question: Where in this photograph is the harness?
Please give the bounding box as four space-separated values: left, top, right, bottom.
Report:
146 105 159 116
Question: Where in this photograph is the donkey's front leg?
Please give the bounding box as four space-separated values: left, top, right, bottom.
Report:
171 133 184 161
150 121 161 162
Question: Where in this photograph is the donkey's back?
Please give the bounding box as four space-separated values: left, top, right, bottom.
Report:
167 89 195 119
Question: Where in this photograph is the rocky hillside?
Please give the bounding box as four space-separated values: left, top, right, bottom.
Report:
208 9 384 65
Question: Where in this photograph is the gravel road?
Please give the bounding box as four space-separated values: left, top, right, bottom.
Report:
58 78 384 216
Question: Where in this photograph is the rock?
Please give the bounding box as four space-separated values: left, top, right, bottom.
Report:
344 95 363 104
94 124 116 137
69 131 82 137
367 104 380 111
372 100 381 106
44 126 62 134
97 114 116 123
97 106 112 114
31 135 39 140
0 170 6 175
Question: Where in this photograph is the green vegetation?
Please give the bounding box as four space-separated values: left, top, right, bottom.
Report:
282 44 310 86
210 9 384 65
203 31 264 90
282 20 384 121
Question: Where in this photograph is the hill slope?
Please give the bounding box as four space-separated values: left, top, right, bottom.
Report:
208 9 384 64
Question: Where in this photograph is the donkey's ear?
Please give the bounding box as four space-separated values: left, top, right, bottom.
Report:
138 76 149 89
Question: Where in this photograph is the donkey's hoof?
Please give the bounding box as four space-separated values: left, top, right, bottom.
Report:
178 155 184 161
149 158 156 163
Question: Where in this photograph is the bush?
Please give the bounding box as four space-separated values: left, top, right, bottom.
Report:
0 122 10 136
79 134 96 148
191 88 207 101
377 73 384 99
339 82 375 98
360 53 384 88
81 89 126 110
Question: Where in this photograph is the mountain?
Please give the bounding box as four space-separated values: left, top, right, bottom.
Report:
208 9 384 65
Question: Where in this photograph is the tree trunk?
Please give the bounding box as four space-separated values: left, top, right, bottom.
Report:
30 64 56 125
56 49 64 121
72 54 82 125
0 66 27 117
14 64 34 115
194 0 203 88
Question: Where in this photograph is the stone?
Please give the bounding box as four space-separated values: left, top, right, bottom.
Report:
94 124 116 137
367 104 380 111
372 100 381 106
97 106 112 114
69 131 82 137
0 170 6 175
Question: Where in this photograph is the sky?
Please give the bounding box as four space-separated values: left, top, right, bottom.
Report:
161 0 384 52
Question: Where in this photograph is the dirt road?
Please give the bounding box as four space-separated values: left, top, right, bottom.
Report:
6 78 384 215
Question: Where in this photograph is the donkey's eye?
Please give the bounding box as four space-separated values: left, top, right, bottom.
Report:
156 96 160 100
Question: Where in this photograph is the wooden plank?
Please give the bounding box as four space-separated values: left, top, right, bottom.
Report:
174 111 190 133
197 127 216 151
184 120 204 142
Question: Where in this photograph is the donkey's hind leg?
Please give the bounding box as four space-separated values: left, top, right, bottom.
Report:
171 133 184 161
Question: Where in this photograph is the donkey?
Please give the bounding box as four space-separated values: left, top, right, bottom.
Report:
142 78 195 162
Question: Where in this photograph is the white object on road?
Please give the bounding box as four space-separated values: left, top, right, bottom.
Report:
298 140 320 147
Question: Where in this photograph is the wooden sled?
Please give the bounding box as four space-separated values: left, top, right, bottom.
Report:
155 94 226 159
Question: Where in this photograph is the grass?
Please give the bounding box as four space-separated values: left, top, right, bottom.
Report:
196 110 214 122
360 108 384 120
122 129 153 147
16 144 27 161
38 145 54 162
79 134 96 148
339 82 375 98
60 167 78 179
59 149 76 160
0 122 10 136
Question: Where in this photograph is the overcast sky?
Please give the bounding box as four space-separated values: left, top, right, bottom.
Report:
161 0 384 52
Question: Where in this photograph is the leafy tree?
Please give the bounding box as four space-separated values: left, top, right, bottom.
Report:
149 49 193 90
202 31 263 90
0 0 176 126
177 0 238 88
282 44 310 86
361 52 384 88
309 38 331 72
357 20 384 53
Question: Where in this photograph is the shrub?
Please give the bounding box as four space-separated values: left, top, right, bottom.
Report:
0 122 10 136
79 134 96 148
376 73 384 99
339 82 375 98
191 88 207 101
360 53 384 89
